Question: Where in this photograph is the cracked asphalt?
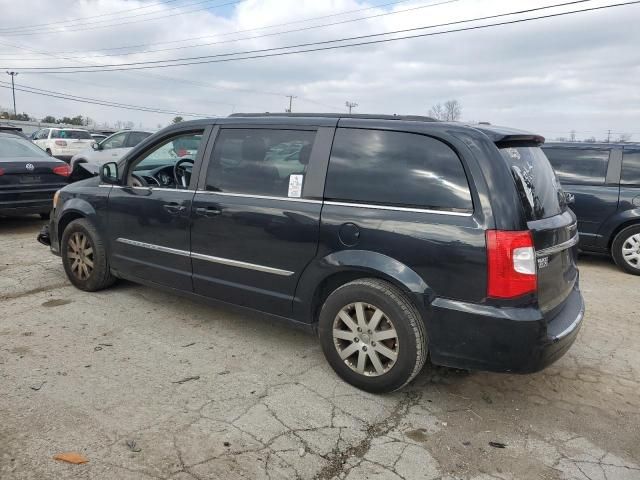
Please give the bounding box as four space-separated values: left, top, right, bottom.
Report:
1 216 639 480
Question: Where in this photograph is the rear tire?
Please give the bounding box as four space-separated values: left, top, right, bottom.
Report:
61 218 116 291
318 278 427 393
612 225 640 275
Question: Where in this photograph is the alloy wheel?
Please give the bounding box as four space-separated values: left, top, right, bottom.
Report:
67 232 94 280
621 233 640 269
332 302 399 377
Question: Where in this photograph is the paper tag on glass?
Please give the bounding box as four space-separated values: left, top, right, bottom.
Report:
288 174 303 198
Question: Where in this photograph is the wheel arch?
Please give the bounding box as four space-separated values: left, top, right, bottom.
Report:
56 199 98 244
295 250 434 326
605 214 640 251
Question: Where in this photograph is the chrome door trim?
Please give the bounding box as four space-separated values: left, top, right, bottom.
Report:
115 238 294 276
115 238 191 257
195 190 322 204
536 234 579 258
190 252 294 276
323 200 473 216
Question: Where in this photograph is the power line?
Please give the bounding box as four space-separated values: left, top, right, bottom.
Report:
0 0 417 51
0 0 461 61
0 81 215 117
6 0 636 74
0 0 181 32
0 0 242 37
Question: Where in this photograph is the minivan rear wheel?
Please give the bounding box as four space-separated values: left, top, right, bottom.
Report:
61 218 116 291
318 278 427 393
612 225 640 275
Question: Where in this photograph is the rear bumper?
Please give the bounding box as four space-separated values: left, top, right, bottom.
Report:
0 201 52 215
427 285 585 373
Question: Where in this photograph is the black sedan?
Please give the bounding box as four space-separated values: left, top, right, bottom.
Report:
0 132 70 218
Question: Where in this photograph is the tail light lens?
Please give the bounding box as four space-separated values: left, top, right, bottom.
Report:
52 164 71 177
0 167 4 176
55 140 67 146
486 230 536 298
177 149 188 157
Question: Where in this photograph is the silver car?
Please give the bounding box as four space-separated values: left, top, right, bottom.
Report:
70 130 153 171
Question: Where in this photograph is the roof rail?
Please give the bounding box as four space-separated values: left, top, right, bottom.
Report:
229 112 438 122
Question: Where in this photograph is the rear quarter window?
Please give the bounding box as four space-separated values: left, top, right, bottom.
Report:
621 151 640 186
325 128 472 211
543 147 609 185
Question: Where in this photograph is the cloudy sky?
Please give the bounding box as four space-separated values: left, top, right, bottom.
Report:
0 0 639 140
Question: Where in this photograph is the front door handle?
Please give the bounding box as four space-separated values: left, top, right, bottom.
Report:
195 206 221 217
163 203 186 214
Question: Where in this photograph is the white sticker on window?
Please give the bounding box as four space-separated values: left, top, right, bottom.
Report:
288 174 304 198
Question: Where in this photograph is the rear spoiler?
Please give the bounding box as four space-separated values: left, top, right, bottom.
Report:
494 134 545 148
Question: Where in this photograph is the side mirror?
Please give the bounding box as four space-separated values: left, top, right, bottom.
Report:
565 192 575 206
92 142 100 151
100 162 119 184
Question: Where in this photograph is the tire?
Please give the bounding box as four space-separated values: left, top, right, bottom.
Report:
317 278 427 393
39 212 50 220
611 225 640 275
61 218 116 291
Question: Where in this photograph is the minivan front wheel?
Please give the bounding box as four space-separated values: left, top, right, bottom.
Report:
61 218 116 291
612 225 640 275
318 279 427 393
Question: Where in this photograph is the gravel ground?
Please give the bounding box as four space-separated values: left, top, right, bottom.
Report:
1 216 639 480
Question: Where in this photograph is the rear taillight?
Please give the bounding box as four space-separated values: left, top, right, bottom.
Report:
0 167 4 176
486 230 536 298
52 164 71 177
177 148 188 157
55 140 67 146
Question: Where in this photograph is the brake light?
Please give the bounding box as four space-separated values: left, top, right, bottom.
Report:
486 230 536 298
177 149 188 157
55 140 67 146
52 164 71 177
0 167 4 176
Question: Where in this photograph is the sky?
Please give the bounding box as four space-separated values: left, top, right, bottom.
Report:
0 0 639 141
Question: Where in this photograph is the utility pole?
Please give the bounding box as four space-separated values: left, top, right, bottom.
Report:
606 129 611 143
5 71 18 118
285 95 297 113
345 101 358 114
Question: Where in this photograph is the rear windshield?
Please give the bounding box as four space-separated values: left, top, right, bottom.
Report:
499 146 565 221
0 134 49 159
51 130 92 140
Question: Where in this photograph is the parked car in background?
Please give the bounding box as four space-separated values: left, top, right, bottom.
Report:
32 128 95 162
0 131 70 218
39 114 584 392
69 130 153 172
90 133 108 142
542 142 640 275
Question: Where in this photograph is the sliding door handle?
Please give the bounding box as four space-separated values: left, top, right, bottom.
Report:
195 206 221 217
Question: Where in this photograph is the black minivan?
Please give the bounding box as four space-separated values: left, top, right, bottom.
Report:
39 114 584 392
542 142 640 275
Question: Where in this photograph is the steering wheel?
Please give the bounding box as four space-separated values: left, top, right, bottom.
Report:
130 173 148 187
174 158 195 189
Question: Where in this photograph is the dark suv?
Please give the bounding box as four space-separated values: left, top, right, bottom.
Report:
542 142 640 275
39 114 584 392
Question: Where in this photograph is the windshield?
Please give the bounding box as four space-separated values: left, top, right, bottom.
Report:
51 129 92 140
499 146 565 221
0 134 50 159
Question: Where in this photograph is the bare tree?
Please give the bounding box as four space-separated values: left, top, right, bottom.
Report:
570 130 576 142
616 133 631 143
429 99 462 121
443 100 462 121
428 103 445 120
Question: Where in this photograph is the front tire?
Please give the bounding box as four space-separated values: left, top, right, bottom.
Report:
612 225 640 275
318 278 427 393
61 218 116 291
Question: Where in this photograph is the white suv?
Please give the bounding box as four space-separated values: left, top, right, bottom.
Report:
70 130 153 171
32 128 95 162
